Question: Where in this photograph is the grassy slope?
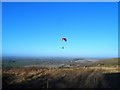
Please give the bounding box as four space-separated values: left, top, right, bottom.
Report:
3 67 119 88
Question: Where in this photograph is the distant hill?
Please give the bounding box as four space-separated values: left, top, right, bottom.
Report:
89 58 119 67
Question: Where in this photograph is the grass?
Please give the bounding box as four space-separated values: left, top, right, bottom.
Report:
3 66 119 88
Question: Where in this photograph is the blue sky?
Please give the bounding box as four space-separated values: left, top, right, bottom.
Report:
2 2 118 58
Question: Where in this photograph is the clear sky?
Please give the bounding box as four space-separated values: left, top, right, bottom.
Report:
2 2 118 58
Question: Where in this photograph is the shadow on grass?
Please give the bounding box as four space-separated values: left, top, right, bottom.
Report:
2 73 17 88
104 73 120 88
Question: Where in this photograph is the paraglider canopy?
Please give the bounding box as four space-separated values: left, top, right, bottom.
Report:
61 38 67 42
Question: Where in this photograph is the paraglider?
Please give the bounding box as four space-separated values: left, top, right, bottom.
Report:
61 38 67 49
61 38 67 42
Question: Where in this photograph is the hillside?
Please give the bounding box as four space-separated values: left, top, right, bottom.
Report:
88 58 119 67
2 58 120 88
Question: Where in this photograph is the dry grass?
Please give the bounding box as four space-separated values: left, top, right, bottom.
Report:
2 66 120 88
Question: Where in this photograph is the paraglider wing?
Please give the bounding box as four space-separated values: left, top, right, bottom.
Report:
61 38 67 42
